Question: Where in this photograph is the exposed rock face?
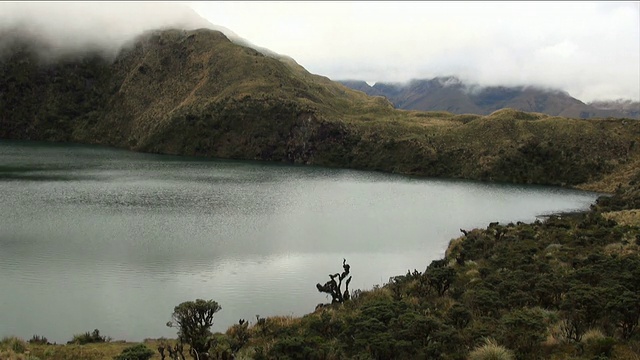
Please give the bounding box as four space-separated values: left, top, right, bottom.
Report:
1 28 639 192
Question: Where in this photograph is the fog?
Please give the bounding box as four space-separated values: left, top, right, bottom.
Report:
1 2 638 103
189 1 640 103
0 2 233 61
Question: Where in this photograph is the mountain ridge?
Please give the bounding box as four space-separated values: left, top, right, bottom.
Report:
1 27 639 194
338 77 640 119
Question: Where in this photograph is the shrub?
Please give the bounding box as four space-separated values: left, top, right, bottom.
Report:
113 344 154 360
1 336 27 354
70 329 110 345
468 338 514 360
28 335 48 345
583 336 616 358
499 307 547 355
167 299 222 358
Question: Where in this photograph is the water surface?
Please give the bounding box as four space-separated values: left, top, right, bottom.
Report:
0 140 600 342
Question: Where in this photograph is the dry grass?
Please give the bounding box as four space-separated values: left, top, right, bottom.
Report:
445 236 464 259
580 328 606 342
577 156 640 193
603 241 639 256
0 338 168 360
602 210 640 227
264 315 302 328
468 338 514 360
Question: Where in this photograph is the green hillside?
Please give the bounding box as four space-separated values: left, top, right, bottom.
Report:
1 28 639 193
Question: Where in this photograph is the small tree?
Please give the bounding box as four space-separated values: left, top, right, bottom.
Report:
167 299 222 360
425 259 456 297
316 259 352 304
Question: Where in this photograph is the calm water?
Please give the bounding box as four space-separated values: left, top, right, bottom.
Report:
0 140 600 342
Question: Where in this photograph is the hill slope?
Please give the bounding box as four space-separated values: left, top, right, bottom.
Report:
1 28 639 192
339 77 640 120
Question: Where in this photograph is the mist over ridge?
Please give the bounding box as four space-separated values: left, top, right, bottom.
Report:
0 2 285 62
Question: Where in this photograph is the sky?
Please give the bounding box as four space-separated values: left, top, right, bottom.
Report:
188 1 640 102
0 1 638 102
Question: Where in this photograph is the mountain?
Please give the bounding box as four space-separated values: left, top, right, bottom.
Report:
1 28 639 193
589 99 640 119
338 77 640 120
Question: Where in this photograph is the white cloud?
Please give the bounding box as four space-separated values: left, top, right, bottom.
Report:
189 1 640 102
0 2 214 60
0 1 637 102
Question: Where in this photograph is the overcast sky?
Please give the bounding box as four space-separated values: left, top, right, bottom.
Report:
188 1 640 102
0 2 638 102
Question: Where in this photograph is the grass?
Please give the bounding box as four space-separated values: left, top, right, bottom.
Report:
602 209 640 227
468 338 515 360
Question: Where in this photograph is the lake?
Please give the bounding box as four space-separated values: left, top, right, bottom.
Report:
0 139 600 343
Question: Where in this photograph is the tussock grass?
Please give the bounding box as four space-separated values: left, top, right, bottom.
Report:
581 328 606 342
603 241 639 256
468 338 514 360
602 209 640 227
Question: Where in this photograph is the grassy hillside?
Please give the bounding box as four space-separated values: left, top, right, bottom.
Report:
1 28 639 193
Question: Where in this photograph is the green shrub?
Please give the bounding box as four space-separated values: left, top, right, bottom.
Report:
584 336 616 358
28 335 48 345
70 329 110 345
113 344 154 360
167 299 222 358
499 307 547 355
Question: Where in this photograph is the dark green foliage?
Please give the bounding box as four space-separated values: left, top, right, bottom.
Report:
227 319 250 354
28 334 49 345
498 308 547 357
607 286 640 340
447 303 473 329
69 329 110 345
113 344 155 360
425 259 456 296
268 336 328 360
167 299 222 359
584 336 617 358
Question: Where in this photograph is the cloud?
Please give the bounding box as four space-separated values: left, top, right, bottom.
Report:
189 1 639 102
0 2 218 60
0 2 637 102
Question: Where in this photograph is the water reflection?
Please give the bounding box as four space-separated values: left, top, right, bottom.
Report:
0 140 600 342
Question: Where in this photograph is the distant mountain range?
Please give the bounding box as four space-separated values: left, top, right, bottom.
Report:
338 77 640 119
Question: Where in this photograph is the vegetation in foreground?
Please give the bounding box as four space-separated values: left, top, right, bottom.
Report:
2 173 639 360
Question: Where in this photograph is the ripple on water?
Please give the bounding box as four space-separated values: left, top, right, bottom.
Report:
0 140 601 342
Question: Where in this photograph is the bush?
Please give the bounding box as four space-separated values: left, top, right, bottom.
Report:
167 299 222 358
498 307 547 355
113 344 154 360
28 335 48 345
1 336 28 355
584 336 616 358
70 329 110 345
